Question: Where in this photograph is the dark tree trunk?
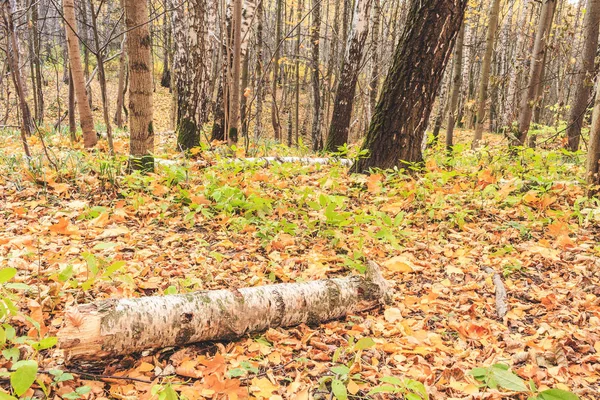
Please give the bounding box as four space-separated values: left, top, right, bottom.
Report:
351 0 467 173
566 0 600 151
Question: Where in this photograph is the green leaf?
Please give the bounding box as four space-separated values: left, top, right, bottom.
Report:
104 260 126 276
58 265 74 282
93 242 118 250
368 385 398 395
0 268 16 283
468 367 489 379
491 367 528 392
354 337 375 351
380 376 403 386
2 348 19 362
330 365 350 376
0 392 17 400
538 389 580 400
331 379 348 400
227 368 246 378
10 360 38 396
32 336 58 351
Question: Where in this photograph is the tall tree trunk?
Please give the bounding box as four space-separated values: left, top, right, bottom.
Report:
272 0 284 140
369 0 381 113
566 0 600 151
446 22 465 151
124 0 154 170
114 36 127 128
472 0 502 147
587 76 600 190
89 0 115 154
228 0 243 144
515 0 556 146
254 0 264 140
351 0 467 173
503 0 530 130
311 0 322 151
160 10 171 88
2 0 31 157
173 0 211 151
68 68 77 142
325 0 373 152
63 0 97 148
28 0 43 123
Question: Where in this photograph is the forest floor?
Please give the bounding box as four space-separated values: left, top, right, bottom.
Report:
0 125 599 400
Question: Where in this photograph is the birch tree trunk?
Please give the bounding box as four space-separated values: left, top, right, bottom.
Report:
228 0 243 144
325 0 373 152
351 0 467 173
586 76 600 189
173 0 211 151
472 0 502 148
114 36 127 128
503 0 530 131
311 0 322 151
58 262 390 360
515 0 556 146
566 0 600 152
446 22 465 151
63 0 97 148
124 0 154 170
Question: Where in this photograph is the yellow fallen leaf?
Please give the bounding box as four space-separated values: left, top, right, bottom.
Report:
446 265 464 275
384 307 402 323
347 380 360 395
251 377 279 398
137 362 154 372
384 256 415 273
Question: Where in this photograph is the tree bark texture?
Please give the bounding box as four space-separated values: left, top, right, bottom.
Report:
2 0 32 157
311 0 322 151
515 0 556 146
172 0 211 151
63 0 97 148
351 0 467 173
58 261 390 360
473 0 502 147
326 0 373 152
446 22 465 151
566 0 600 151
586 77 600 188
124 0 154 170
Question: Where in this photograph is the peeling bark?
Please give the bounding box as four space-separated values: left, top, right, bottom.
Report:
58 261 390 360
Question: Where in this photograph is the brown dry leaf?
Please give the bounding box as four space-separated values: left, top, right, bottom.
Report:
250 377 279 399
49 217 78 235
366 173 383 194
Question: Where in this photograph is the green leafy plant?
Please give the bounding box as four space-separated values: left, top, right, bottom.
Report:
469 364 579 400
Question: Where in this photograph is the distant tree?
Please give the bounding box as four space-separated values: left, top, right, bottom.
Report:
325 0 373 152
446 21 465 151
1 0 31 157
514 0 556 146
63 0 97 148
586 76 600 189
472 0 502 147
124 0 154 170
310 0 322 151
351 0 467 173
566 0 600 151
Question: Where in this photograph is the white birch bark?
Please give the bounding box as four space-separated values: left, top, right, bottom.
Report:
58 262 390 360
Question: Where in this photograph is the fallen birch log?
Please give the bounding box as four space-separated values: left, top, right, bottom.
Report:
156 157 352 167
58 261 390 360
